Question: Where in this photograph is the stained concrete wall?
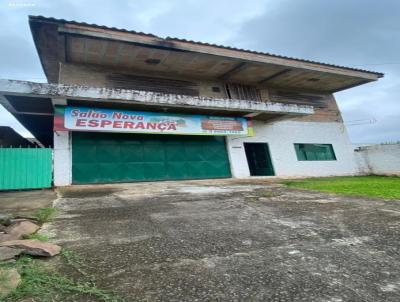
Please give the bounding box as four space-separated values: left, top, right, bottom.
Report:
58 63 342 123
354 144 400 176
227 120 358 178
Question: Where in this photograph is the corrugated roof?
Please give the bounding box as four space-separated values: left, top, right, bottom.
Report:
29 15 158 38
29 15 384 77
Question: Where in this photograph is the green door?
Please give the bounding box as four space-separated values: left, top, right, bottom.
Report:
72 132 231 184
244 143 275 176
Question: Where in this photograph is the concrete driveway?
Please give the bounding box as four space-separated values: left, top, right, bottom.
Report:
48 179 400 301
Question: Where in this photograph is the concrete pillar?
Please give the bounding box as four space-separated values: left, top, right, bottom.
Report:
226 137 251 178
53 131 72 186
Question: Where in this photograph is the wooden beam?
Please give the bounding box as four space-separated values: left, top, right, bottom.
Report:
258 69 291 85
330 79 373 93
57 32 67 63
218 62 248 80
58 24 382 80
14 111 53 116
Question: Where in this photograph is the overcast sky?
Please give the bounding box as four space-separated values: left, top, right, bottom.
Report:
0 0 399 143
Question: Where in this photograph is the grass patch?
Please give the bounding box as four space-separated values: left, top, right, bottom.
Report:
61 249 81 264
23 233 49 242
33 208 57 224
0 256 122 302
61 249 92 279
284 176 400 200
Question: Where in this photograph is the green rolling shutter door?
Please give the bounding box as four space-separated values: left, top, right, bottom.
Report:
72 132 231 184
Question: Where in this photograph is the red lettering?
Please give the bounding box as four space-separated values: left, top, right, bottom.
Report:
76 119 87 127
113 121 122 128
158 123 166 131
112 112 143 120
167 123 177 130
88 120 99 127
112 112 122 119
135 122 145 129
123 122 134 129
147 122 157 130
100 120 112 127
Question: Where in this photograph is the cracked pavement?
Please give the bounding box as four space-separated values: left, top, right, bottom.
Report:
44 179 400 301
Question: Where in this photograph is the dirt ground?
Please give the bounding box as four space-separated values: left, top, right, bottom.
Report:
0 189 55 217
41 179 400 301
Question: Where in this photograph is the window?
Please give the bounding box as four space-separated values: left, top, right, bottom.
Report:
294 144 336 161
225 83 261 101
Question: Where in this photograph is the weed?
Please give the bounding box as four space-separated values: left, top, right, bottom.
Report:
61 249 79 263
33 208 57 224
23 233 49 242
61 249 91 279
1 256 123 302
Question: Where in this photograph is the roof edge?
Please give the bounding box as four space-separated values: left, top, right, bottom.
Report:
28 15 384 78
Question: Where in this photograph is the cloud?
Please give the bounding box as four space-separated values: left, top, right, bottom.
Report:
143 0 270 43
229 0 400 143
229 0 400 64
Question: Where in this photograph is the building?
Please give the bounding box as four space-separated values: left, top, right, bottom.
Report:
0 126 37 147
0 16 383 186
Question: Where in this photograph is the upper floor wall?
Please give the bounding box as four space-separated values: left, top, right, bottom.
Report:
59 62 342 123
26 16 383 125
29 16 382 95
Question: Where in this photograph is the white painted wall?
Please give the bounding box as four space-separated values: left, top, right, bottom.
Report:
227 120 359 178
354 144 400 175
53 121 362 186
53 131 72 186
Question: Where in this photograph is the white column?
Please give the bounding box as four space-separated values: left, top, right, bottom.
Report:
53 131 72 186
226 137 251 178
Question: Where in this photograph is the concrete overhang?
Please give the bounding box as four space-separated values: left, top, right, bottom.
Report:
0 126 38 147
0 79 314 146
29 16 383 92
0 79 313 115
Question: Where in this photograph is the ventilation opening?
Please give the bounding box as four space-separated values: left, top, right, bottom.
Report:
107 74 199 96
224 83 261 102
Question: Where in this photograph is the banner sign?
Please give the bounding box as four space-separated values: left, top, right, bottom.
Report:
54 106 254 136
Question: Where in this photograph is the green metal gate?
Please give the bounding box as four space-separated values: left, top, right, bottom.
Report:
0 147 53 190
72 132 231 184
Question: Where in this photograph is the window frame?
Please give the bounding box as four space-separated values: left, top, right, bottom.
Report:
294 143 337 161
224 83 261 102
